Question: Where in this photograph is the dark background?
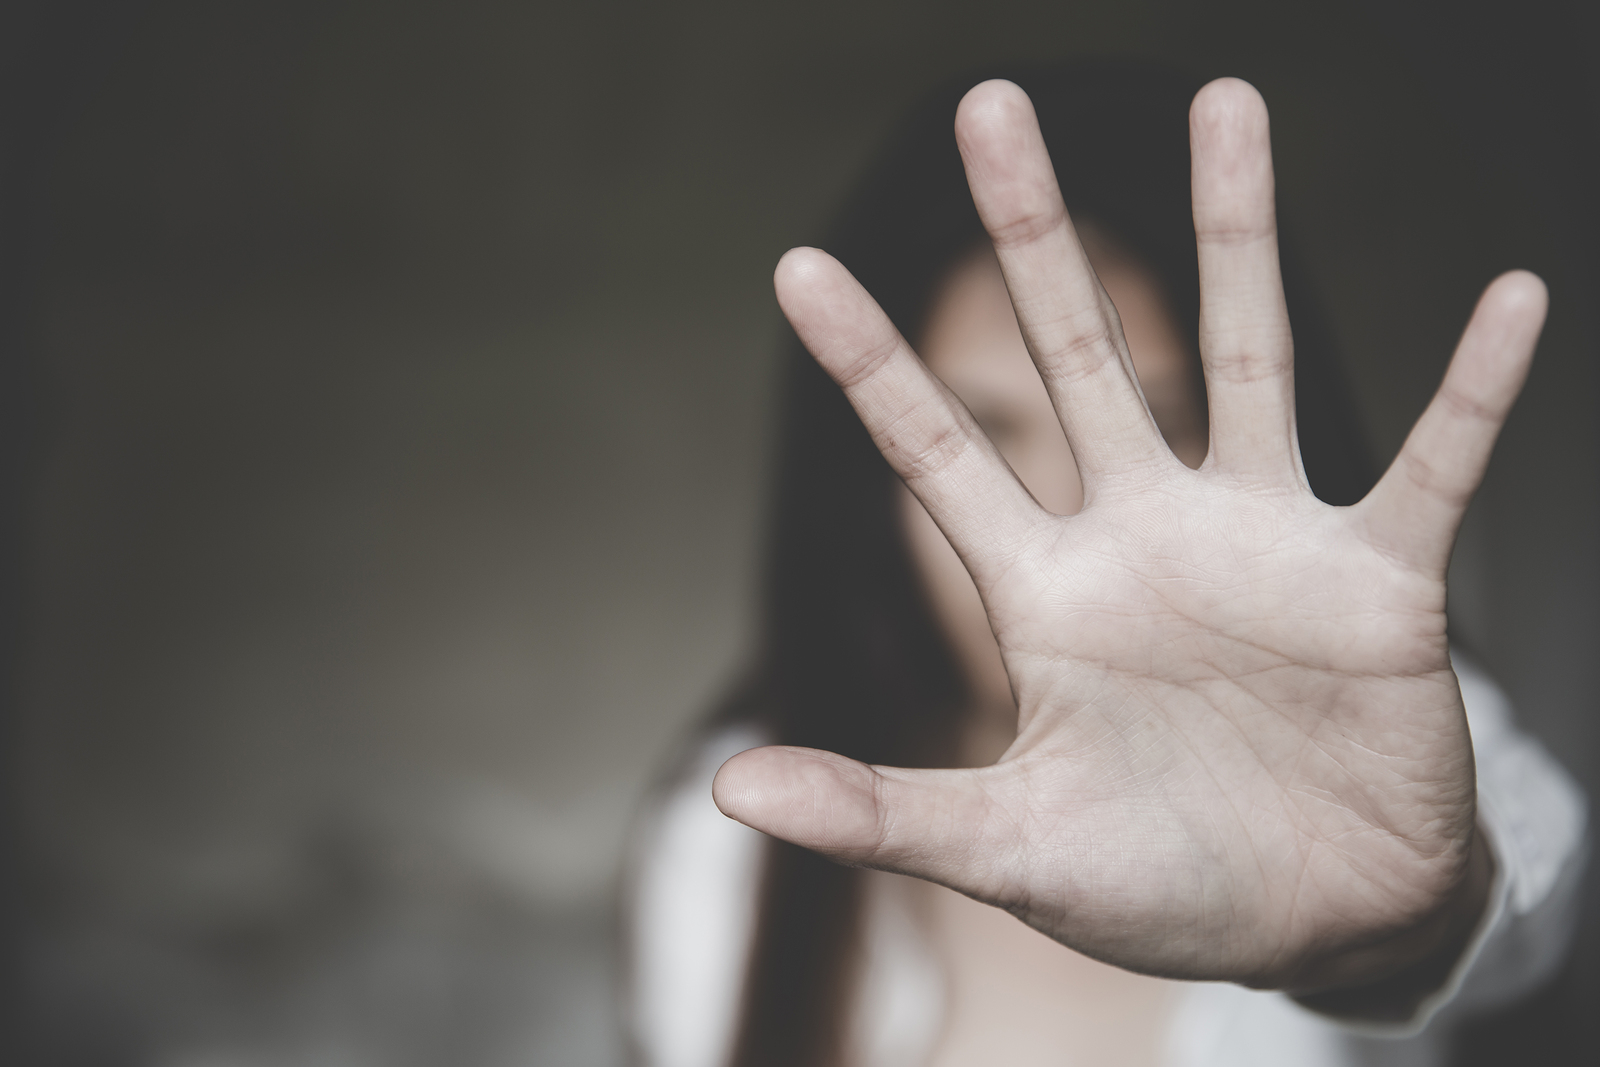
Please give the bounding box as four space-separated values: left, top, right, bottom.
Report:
2 1 1595 1064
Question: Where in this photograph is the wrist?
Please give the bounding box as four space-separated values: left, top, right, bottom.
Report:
1287 821 1495 1022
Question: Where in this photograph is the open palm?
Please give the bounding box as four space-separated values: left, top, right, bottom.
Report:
713 78 1544 993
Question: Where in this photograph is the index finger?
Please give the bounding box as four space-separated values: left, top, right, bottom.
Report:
775 247 1048 585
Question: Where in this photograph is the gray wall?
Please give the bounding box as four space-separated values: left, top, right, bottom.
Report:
11 1 1596 1064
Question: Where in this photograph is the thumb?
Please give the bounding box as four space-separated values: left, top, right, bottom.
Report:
711 745 1015 897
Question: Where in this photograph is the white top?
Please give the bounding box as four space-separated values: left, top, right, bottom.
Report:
625 658 1587 1067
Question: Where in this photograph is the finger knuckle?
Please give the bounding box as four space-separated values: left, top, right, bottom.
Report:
987 201 1069 252
1434 382 1502 426
1398 449 1470 508
1194 218 1276 248
1034 317 1124 384
833 332 902 389
877 410 974 482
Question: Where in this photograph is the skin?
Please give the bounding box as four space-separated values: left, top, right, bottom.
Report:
897 238 1197 1065
905 231 1206 771
715 79 1530 1001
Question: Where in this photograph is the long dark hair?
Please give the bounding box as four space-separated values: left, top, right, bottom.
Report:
725 62 1376 1067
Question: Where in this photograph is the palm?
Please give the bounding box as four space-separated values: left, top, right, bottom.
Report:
985 482 1469 985
714 79 1544 991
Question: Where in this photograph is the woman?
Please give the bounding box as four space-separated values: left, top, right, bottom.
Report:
626 64 1586 1067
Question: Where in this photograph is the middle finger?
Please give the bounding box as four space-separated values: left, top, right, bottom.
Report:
954 80 1175 495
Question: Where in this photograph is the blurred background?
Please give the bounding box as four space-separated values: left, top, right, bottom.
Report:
1 1 1595 1064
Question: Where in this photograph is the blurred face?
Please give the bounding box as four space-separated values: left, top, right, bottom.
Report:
900 232 1206 763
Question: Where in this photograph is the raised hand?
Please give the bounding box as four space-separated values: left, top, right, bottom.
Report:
712 79 1544 993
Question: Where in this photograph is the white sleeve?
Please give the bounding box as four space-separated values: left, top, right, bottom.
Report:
623 725 770 1067
1434 657 1589 1017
